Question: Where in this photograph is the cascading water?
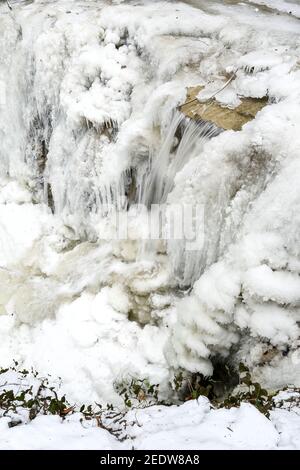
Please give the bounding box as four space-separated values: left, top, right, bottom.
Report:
136 110 222 285
1 0 300 403
140 112 221 207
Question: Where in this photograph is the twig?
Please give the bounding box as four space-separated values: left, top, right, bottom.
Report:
179 70 237 112
179 97 198 109
204 71 237 102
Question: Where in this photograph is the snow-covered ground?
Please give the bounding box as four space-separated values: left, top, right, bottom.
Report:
1 0 300 449
0 367 299 450
1 397 300 450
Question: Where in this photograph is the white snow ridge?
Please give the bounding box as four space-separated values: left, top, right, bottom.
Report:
0 0 300 450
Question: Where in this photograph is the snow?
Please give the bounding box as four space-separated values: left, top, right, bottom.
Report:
0 284 172 405
0 393 300 449
0 202 51 267
126 400 280 450
1 367 299 449
0 414 125 450
248 0 300 18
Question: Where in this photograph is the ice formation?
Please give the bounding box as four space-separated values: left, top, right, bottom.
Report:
0 0 300 403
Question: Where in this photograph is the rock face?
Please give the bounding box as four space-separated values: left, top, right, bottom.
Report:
180 85 268 131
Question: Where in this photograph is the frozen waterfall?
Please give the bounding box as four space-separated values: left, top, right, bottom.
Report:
0 0 300 404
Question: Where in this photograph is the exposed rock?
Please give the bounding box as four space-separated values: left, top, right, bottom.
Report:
180 85 268 131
